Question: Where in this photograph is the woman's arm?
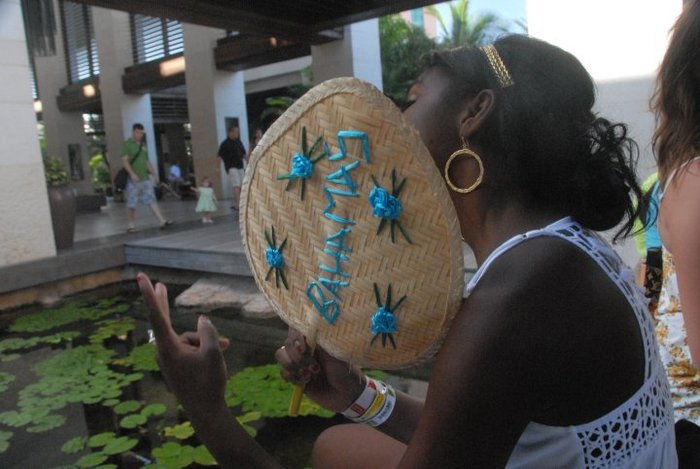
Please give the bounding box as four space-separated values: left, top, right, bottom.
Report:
660 164 700 366
137 274 281 469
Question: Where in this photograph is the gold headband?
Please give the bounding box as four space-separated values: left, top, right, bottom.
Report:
481 44 514 88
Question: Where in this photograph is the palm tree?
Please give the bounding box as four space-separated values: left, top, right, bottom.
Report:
427 0 507 47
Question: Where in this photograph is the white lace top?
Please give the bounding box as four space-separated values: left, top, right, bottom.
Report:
464 217 677 468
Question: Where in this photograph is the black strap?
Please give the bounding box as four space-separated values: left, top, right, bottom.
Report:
128 141 143 166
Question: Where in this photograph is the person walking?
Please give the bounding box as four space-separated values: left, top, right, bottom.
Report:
216 125 247 211
122 123 173 233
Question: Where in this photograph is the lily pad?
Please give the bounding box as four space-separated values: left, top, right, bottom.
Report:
61 436 87 454
164 421 195 440
88 432 117 448
26 414 66 433
102 436 138 455
0 431 12 454
0 372 15 393
75 451 108 468
152 442 195 469
225 364 334 418
112 343 159 371
0 411 33 427
0 354 20 362
193 445 217 466
113 400 141 415
141 403 166 418
119 413 147 429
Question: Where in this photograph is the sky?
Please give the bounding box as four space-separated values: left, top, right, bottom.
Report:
433 0 527 33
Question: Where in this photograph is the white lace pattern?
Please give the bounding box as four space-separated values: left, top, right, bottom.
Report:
466 218 676 468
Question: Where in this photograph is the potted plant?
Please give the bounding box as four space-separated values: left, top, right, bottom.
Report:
88 153 112 196
44 155 77 250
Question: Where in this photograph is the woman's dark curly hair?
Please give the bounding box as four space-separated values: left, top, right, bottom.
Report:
425 35 644 240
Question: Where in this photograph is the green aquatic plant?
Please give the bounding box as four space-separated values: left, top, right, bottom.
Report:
61 436 87 454
112 343 159 371
9 299 129 333
117 401 166 429
0 430 12 454
152 442 216 468
0 344 134 433
225 364 334 418
164 421 195 440
0 372 15 394
0 331 80 354
89 317 136 344
113 400 142 415
75 451 108 468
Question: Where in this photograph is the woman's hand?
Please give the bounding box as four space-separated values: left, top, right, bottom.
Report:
274 329 365 413
136 273 231 413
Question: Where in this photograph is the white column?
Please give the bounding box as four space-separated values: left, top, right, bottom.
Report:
183 23 249 199
92 7 156 173
311 19 383 90
0 0 56 265
34 0 91 195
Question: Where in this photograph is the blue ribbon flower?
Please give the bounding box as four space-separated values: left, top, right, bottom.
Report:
291 152 313 179
371 306 398 335
370 283 406 349
265 247 284 269
264 226 288 289
369 187 402 220
369 171 412 244
277 126 327 200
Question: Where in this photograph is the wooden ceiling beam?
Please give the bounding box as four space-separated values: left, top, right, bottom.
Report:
74 0 344 44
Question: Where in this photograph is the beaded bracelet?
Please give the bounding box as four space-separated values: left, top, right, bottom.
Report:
341 376 397 427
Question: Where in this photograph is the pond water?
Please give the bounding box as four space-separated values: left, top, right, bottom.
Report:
0 282 355 468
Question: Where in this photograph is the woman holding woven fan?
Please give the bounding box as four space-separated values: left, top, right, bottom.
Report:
137 34 677 468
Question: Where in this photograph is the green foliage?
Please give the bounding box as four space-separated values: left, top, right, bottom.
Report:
0 430 12 454
75 451 108 468
152 442 216 468
113 400 142 415
142 403 167 418
119 413 147 429
26 414 66 432
0 344 133 433
0 372 15 394
102 435 139 455
88 153 111 189
62 436 87 454
426 0 507 48
89 317 136 344
379 15 436 108
43 155 70 187
164 421 195 440
111 343 159 371
259 82 310 128
0 332 80 364
88 432 117 448
225 364 334 418
9 299 127 333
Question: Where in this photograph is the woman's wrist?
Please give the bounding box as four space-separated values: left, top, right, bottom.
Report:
340 376 397 427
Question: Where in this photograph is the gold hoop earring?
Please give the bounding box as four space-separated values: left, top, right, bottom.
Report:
444 138 484 193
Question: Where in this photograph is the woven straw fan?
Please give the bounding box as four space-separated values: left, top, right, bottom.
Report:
240 77 463 414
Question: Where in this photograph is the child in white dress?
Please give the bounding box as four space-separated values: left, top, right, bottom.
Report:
193 176 217 223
